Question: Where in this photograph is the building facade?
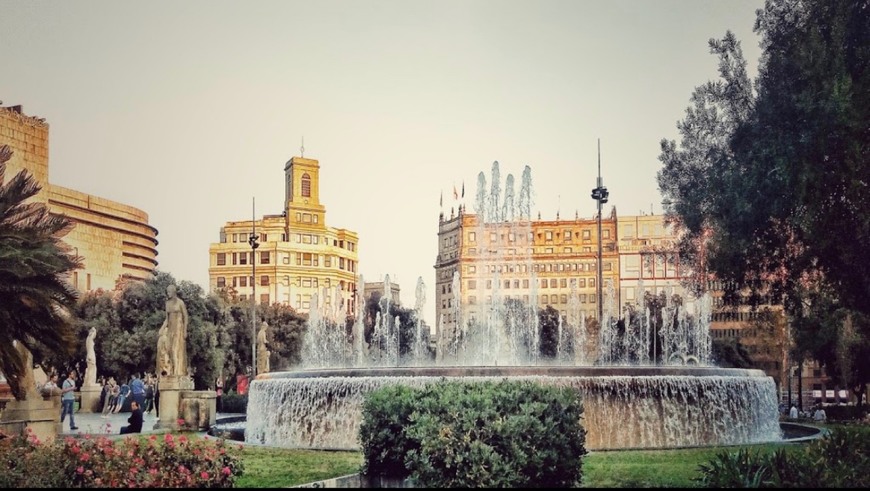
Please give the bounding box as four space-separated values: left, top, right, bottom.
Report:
0 105 159 291
208 156 360 316
434 205 619 339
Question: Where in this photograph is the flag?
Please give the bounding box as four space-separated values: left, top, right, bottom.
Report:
440 190 443 207
453 184 458 200
461 181 465 198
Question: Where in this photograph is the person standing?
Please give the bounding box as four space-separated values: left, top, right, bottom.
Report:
114 379 130 413
130 373 146 408
215 376 224 413
60 371 78 431
143 377 155 415
789 405 798 419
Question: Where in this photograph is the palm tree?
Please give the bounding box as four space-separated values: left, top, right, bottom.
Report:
0 144 80 400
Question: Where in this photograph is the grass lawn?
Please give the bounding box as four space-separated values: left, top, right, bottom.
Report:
581 443 797 488
235 446 363 488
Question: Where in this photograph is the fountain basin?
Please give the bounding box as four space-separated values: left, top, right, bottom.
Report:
246 366 782 451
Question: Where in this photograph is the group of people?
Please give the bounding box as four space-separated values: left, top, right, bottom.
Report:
786 403 827 422
99 373 158 421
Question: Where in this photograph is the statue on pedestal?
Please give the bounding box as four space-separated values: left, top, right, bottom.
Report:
84 327 98 387
159 284 189 377
257 322 270 374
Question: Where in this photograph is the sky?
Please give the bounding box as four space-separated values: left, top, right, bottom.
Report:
1 0 765 326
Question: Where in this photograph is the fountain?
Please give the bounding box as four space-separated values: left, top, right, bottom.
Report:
244 162 782 451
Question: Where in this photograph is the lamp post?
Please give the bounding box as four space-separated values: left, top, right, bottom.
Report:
590 139 609 323
248 198 260 378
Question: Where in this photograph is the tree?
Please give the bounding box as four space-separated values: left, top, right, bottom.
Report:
538 306 560 359
658 0 870 398
0 145 80 400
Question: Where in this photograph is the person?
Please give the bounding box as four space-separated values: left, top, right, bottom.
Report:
41 373 58 397
101 378 118 417
120 400 144 434
813 406 827 422
143 377 155 414
130 373 146 408
789 405 798 419
215 375 224 413
114 379 130 414
161 284 189 377
60 371 79 431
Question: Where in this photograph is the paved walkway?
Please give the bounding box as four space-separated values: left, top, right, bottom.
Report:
58 410 244 437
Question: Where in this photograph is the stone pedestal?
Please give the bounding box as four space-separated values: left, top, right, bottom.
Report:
79 385 102 413
0 395 61 443
180 390 217 431
154 376 187 431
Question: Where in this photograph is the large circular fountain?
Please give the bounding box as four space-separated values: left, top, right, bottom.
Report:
247 365 781 451
245 163 783 451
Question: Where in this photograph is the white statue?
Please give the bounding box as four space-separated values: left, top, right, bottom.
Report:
257 322 270 374
159 284 189 377
84 327 98 387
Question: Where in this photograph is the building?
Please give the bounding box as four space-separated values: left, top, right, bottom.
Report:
434 205 619 340
616 214 693 310
364 281 401 306
0 105 159 291
208 156 360 316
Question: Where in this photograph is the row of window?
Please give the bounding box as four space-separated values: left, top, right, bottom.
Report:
464 228 611 245
463 293 598 306
464 246 604 255
216 251 356 272
466 261 612 275
216 275 358 291
466 277 599 290
222 230 356 251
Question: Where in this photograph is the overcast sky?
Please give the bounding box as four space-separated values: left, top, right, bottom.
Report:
1 0 765 325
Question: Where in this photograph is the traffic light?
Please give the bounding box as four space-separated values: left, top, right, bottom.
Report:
591 186 609 203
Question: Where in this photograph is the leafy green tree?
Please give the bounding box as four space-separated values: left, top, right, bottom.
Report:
658 0 870 397
0 145 80 400
538 305 560 359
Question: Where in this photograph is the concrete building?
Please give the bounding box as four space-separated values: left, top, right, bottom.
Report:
434 205 619 340
208 156 360 316
364 281 401 306
0 105 159 291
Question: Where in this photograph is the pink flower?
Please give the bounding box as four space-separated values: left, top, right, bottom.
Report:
149 468 158 475
178 435 188 443
176 418 185 426
164 434 174 443
80 452 91 462
76 466 84 474
221 466 231 476
200 472 209 479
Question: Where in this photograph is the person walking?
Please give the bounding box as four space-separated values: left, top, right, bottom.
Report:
143 378 155 414
114 380 130 413
60 371 78 431
101 378 119 417
215 376 224 413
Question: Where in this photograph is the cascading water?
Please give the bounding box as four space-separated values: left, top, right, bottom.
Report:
248 161 782 451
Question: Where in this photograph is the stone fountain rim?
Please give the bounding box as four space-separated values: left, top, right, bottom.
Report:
255 365 770 380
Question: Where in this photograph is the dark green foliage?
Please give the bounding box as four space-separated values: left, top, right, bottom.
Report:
362 294 429 362
658 0 870 399
0 145 80 400
697 427 870 488
711 338 754 369
221 393 248 414
358 385 421 478
538 305 561 358
360 380 587 488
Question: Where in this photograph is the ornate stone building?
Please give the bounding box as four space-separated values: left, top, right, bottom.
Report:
434 205 619 340
208 156 360 316
0 105 159 291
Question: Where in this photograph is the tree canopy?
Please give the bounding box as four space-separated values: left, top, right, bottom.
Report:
658 0 870 391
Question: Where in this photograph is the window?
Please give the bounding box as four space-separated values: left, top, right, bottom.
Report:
604 262 612 271
504 280 510 289
261 275 269 286
561 294 568 304
513 280 520 289
302 278 312 287
232 252 237 265
589 278 596 287
541 279 548 288
578 279 586 288
545 231 553 240
283 276 290 286
545 247 553 253
582 230 591 239
469 296 477 305
468 280 477 289
468 265 476 274
523 279 529 288
603 229 610 239
217 253 226 266
260 294 270 305
216 277 226 288
239 253 248 265
313 214 319 224
261 251 270 264
240 276 248 287
490 232 497 243
560 278 567 288
469 232 476 242
564 230 572 242
301 173 311 197
325 256 331 267
564 247 573 253
550 279 557 288
303 213 312 223
486 279 492 289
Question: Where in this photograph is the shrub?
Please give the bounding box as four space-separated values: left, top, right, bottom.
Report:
697 426 870 488
359 380 587 488
221 393 248 414
823 405 865 421
0 429 244 487
358 384 421 478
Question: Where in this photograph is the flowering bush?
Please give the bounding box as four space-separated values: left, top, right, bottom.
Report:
0 428 244 488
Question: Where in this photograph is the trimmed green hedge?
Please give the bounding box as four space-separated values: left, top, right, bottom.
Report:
359 380 587 488
221 393 248 414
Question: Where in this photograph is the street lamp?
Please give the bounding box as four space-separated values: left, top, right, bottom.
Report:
248 198 260 378
590 139 609 323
